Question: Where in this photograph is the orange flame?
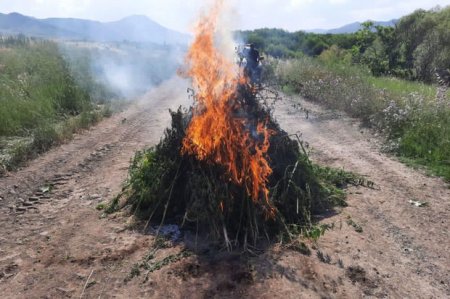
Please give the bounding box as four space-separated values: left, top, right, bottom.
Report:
182 0 275 218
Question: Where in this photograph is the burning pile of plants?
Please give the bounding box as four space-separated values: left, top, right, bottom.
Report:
110 2 350 249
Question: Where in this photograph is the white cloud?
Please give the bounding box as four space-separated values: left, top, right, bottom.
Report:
1 0 450 32
57 0 91 14
349 7 396 21
289 0 314 8
328 0 349 4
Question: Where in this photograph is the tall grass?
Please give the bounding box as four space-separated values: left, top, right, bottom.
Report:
276 54 450 180
0 37 93 136
0 36 115 171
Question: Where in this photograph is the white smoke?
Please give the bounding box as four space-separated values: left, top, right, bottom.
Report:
214 1 241 63
60 41 186 100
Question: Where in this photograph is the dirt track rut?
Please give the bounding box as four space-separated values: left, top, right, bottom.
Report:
274 95 450 298
0 81 449 298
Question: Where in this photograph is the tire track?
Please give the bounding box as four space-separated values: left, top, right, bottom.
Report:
274 95 450 297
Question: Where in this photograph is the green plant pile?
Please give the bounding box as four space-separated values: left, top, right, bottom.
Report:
111 85 354 249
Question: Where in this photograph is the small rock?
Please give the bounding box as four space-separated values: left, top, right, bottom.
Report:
22 202 33 207
16 207 26 212
90 194 102 200
29 197 39 202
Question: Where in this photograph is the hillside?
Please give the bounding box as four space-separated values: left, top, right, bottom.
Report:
0 12 78 38
0 13 189 44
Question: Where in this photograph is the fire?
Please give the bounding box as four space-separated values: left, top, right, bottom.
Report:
181 0 275 218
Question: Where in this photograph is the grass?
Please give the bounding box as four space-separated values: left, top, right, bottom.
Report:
125 235 191 282
0 36 120 172
1 36 181 172
276 56 450 181
0 38 90 136
0 107 112 171
346 216 363 233
316 250 332 264
365 76 437 99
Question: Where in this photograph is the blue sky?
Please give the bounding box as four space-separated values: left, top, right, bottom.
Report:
1 0 449 32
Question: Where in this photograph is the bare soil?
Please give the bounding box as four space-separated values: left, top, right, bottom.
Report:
0 80 449 298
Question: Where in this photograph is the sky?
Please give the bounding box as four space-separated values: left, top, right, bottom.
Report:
1 0 450 32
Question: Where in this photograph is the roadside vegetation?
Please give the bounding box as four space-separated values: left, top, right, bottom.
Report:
0 35 181 174
240 6 450 180
0 36 116 173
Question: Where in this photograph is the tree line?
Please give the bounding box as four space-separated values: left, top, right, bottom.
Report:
237 5 450 84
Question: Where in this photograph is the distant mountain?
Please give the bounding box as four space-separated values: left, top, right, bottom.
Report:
42 17 111 40
102 15 188 44
0 12 189 44
0 12 79 38
308 19 398 34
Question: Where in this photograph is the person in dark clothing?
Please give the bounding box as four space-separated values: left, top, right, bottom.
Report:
246 44 260 70
244 44 261 84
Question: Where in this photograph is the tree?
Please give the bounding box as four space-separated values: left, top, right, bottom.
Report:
347 21 376 65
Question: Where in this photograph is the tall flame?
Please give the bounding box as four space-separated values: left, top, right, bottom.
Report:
182 0 275 218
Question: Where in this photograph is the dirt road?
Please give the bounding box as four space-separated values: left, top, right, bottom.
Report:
0 80 448 298
273 97 450 298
